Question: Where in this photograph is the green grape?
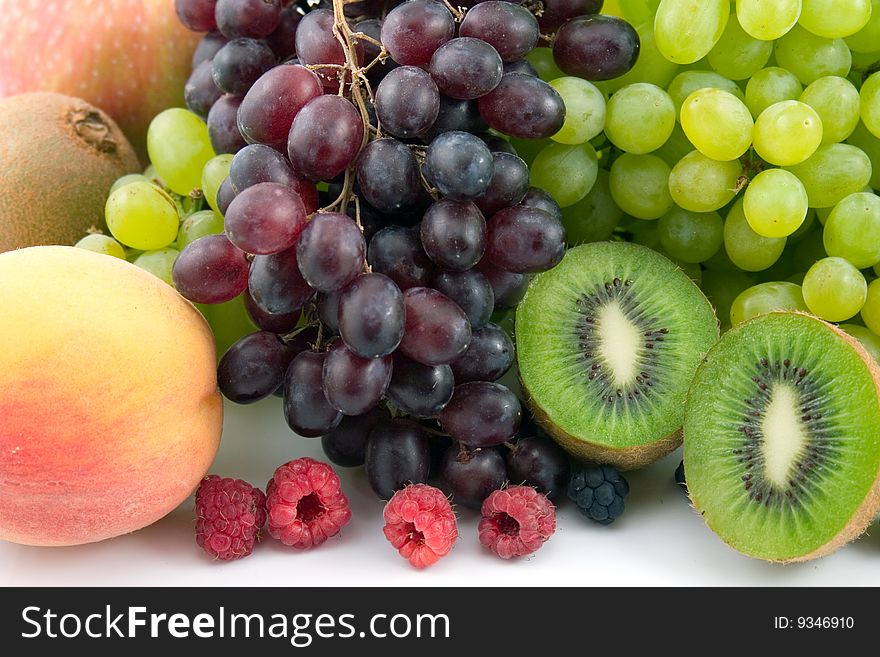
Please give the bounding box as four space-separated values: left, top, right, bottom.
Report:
791 228 827 272
860 279 880 336
508 137 550 165
143 164 164 186
724 199 787 271
701 268 758 328
668 150 742 212
147 108 216 196
861 72 880 139
791 208 818 240
654 0 729 64
667 70 743 116
802 256 867 321
606 22 680 93
839 324 880 362
110 174 154 195
198 295 257 358
736 0 801 40
617 0 663 24
846 121 880 189
680 88 753 161
201 154 234 212
549 77 606 145
628 220 663 250
657 206 723 263
773 25 851 86
846 0 880 51
561 169 624 244
784 143 873 207
703 245 742 273
730 282 808 325
74 233 127 259
757 244 797 281
526 47 565 82
798 0 872 39
753 101 823 166
744 67 803 118
823 192 880 268
105 181 180 250
177 210 225 252
609 153 674 220
815 205 833 226
133 248 180 286
799 76 861 145
653 122 695 166
706 13 772 81
743 169 808 238
604 83 676 154
530 142 598 207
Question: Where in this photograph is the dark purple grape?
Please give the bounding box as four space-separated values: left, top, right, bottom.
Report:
322 341 392 415
486 206 565 273
285 325 320 357
439 445 507 510
172 234 249 304
426 96 487 139
355 138 421 213
399 287 472 365
380 0 454 67
216 176 237 216
354 18 397 82
193 31 228 67
208 94 247 154
420 199 486 271
477 259 528 310
215 0 282 39
287 95 364 181
345 202 385 243
248 244 315 315
212 38 276 96
503 59 538 77
552 14 640 81
520 186 563 223
450 322 514 382
459 2 539 63
244 289 301 333
427 431 454 479
338 272 405 357
282 351 343 437
375 66 440 138
506 436 570 499
478 133 517 156
218 331 295 403
296 8 364 89
365 419 431 498
367 225 432 289
185 59 223 118
322 407 389 467
225 182 307 254
316 291 341 334
474 152 530 216
176 0 218 32
430 268 495 329
265 3 302 61
478 73 565 139
238 64 323 151
386 353 454 418
438 382 521 448
296 212 366 292
429 37 503 100
424 131 494 201
539 0 604 31
228 143 319 213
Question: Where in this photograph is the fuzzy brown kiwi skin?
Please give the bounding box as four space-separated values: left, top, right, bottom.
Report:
686 311 880 563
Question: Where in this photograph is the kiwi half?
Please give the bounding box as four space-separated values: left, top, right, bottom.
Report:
684 312 880 562
516 241 719 469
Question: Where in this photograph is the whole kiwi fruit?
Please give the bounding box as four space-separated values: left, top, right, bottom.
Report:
0 92 140 253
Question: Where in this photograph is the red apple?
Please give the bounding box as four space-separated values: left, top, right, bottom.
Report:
0 0 202 162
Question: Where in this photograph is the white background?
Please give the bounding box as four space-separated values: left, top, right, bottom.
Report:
1 398 878 586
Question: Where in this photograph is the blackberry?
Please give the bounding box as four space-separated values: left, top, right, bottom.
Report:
674 460 687 492
568 465 629 525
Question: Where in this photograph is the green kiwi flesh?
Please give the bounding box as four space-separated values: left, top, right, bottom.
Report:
684 312 880 562
516 241 720 469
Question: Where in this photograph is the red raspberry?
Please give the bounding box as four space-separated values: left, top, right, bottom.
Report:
479 485 556 559
266 457 352 549
383 484 458 569
195 475 267 561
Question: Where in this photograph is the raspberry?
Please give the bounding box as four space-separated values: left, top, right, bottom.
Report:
479 485 556 559
383 484 458 569
195 475 267 561
568 465 630 525
266 457 352 549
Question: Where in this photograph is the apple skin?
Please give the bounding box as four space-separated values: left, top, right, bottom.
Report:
0 0 201 161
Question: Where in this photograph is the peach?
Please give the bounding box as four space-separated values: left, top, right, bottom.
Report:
0 246 223 546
